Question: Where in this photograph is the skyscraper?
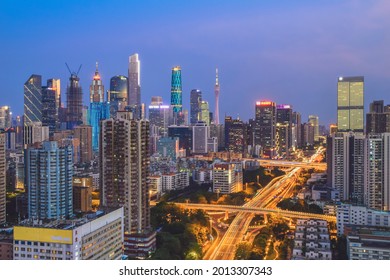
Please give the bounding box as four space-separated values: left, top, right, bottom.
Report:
148 96 170 137
254 101 276 158
74 125 93 163
109 75 128 113
128 53 141 119
192 121 209 154
41 86 57 136
170 66 182 124
200 100 210 125
366 100 390 134
190 89 202 125
227 117 246 155
66 68 83 129
337 76 364 133
0 106 11 129
0 132 5 224
276 104 293 151
90 62 104 103
308 115 320 141
25 141 73 220
214 68 220 125
47 78 61 109
100 112 155 257
24 74 42 124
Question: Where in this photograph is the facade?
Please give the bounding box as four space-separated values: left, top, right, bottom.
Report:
199 101 210 125
89 102 110 151
292 219 332 260
73 177 93 213
190 89 202 125
73 125 93 164
0 234 13 260
24 74 42 124
214 68 220 125
128 54 141 119
90 62 104 103
227 117 246 155
109 75 128 113
41 86 57 135
0 132 5 224
161 171 190 192
254 101 276 157
0 106 11 129
213 162 243 194
192 121 209 154
366 100 390 134
46 78 61 113
337 76 364 133
148 97 170 137
210 123 224 151
157 137 179 160
308 115 319 141
336 203 390 235
25 141 73 220
170 66 183 124
23 122 49 146
276 104 293 149
100 112 155 258
13 208 123 260
66 71 83 129
167 125 192 156
346 225 390 260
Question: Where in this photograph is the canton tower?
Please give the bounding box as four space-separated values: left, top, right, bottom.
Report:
214 68 220 125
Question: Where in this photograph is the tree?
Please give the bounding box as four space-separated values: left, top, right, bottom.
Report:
235 242 252 260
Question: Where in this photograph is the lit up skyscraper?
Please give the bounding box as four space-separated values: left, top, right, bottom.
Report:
170 66 182 124
128 53 141 119
337 76 364 133
190 89 202 125
254 101 276 158
109 75 128 114
214 68 220 125
89 63 110 151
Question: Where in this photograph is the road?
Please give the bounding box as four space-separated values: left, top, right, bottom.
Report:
203 147 326 260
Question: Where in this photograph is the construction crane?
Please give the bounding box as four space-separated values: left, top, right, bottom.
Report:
65 63 82 77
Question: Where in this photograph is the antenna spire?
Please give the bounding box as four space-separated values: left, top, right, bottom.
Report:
215 67 219 86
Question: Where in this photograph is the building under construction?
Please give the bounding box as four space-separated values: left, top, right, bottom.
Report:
66 64 83 129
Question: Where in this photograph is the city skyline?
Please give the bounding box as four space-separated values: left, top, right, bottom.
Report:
2 1 390 126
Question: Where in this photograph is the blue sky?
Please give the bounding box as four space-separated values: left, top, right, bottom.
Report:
1 0 390 126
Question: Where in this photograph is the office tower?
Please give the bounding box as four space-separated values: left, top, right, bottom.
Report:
214 68 220 125
13 208 123 260
364 133 390 211
190 89 202 125
170 66 182 124
302 122 315 146
157 137 179 160
109 75 128 115
207 137 218 153
337 76 364 133
329 124 338 135
254 101 276 158
74 125 93 164
23 122 49 146
276 104 293 154
25 141 73 220
90 62 104 103
89 64 110 151
5 127 16 150
41 86 57 135
192 121 209 154
148 96 170 137
24 74 42 124
199 100 210 125
210 123 225 151
168 125 192 156
100 112 155 257
0 106 11 129
47 78 61 109
0 132 5 224
227 117 246 155
308 115 320 141
275 123 289 157
66 68 83 129
224 116 233 150
213 162 243 194
366 100 390 134
292 111 302 148
128 54 141 119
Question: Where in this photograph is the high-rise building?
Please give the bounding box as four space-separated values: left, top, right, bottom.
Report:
276 104 293 155
90 62 104 103
74 125 93 164
25 141 73 220
24 74 42 124
337 76 364 133
168 125 192 156
210 123 224 151
170 66 182 125
128 54 141 119
227 117 246 155
292 111 302 148
47 78 61 110
213 162 243 194
224 116 233 150
0 106 11 129
308 115 320 141
366 100 390 134
100 112 155 257
23 122 49 146
66 69 83 129
157 137 179 160
214 68 220 125
0 132 5 224
148 97 170 137
302 122 315 146
41 86 57 135
109 75 128 114
190 89 202 125
254 101 276 158
192 121 209 154
199 100 210 125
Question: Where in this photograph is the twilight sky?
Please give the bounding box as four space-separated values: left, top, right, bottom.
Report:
1 0 390 126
